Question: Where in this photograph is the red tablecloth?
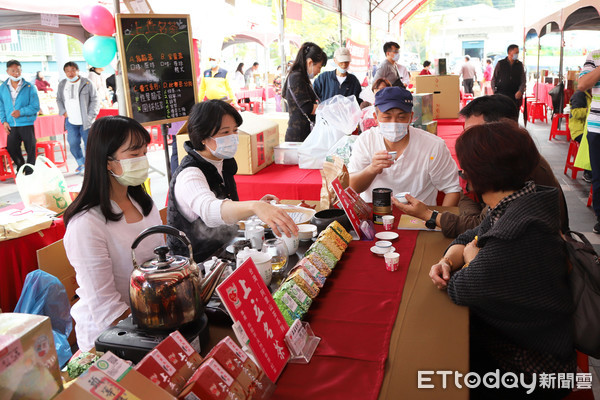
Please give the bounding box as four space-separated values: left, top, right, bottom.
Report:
0 218 66 312
96 108 119 119
0 114 65 148
533 82 553 107
273 208 419 399
236 88 267 101
234 164 322 201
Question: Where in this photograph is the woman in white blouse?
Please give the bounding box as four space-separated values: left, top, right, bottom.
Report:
167 100 297 262
63 116 163 351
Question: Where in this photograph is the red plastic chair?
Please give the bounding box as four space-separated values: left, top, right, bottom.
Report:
35 140 69 172
0 148 16 181
146 125 164 151
550 113 570 141
564 140 583 179
588 187 593 207
460 93 474 109
528 101 547 123
251 101 264 115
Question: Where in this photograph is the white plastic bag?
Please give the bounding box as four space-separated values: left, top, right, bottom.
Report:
16 156 72 215
298 95 362 169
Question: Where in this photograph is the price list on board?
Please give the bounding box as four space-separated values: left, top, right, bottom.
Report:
117 15 197 125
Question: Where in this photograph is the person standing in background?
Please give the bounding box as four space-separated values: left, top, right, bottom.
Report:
419 61 432 75
482 59 493 95
88 67 110 107
460 55 477 95
198 55 237 106
577 48 600 233
0 60 40 174
273 65 283 112
244 62 259 86
313 47 362 105
34 71 52 93
57 61 99 175
233 63 245 89
491 44 526 111
283 42 327 142
373 41 410 88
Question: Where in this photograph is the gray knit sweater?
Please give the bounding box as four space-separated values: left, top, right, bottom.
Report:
447 185 575 374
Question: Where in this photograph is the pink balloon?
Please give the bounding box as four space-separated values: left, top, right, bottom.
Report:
79 5 115 36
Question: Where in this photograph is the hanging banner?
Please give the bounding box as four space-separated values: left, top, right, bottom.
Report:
346 39 369 73
287 0 302 21
0 31 13 44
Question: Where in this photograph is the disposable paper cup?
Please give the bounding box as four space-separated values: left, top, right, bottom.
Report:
384 252 400 272
382 215 394 231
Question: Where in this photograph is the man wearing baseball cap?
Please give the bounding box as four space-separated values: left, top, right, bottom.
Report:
313 47 362 105
348 86 461 205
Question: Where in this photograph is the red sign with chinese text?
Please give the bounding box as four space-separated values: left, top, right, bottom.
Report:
331 177 374 240
216 259 290 382
346 39 370 73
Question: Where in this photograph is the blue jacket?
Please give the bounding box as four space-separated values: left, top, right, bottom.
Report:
0 78 40 127
313 70 363 104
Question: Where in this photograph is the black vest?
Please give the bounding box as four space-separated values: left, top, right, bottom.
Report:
167 141 239 262
494 58 524 95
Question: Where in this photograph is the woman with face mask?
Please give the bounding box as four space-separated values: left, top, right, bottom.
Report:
63 116 163 351
283 42 327 142
167 100 298 262
348 86 461 206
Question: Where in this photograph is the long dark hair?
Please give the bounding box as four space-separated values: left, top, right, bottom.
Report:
35 71 43 81
188 100 243 151
64 116 153 225
236 63 244 74
282 42 327 94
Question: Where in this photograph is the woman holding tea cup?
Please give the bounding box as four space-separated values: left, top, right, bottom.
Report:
167 100 297 262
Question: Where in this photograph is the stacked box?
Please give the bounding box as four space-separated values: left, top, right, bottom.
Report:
413 120 438 135
412 93 434 125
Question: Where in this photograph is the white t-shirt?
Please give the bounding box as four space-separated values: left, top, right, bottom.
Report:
64 199 164 351
64 79 83 125
348 126 461 204
336 75 347 85
174 152 229 227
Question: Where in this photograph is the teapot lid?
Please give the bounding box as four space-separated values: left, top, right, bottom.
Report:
236 246 258 258
140 246 189 271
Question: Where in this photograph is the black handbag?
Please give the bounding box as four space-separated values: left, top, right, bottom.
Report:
565 230 600 357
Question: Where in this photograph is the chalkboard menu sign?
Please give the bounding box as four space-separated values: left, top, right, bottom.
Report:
116 14 197 126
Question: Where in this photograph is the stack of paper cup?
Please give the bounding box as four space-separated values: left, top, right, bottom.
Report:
384 252 400 272
382 215 394 231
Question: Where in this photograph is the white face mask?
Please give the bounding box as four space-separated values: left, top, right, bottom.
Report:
67 75 79 82
110 155 149 187
208 134 239 159
308 65 315 79
8 75 22 82
379 122 409 142
392 52 400 62
337 66 347 74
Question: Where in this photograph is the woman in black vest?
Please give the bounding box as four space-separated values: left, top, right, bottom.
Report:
167 100 298 262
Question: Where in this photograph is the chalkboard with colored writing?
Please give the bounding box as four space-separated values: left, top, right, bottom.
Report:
116 14 197 126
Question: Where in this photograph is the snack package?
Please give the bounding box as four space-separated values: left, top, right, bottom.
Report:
319 227 348 250
329 220 353 244
296 259 326 288
303 253 331 277
287 268 320 299
156 331 204 382
66 351 99 379
305 242 338 269
274 293 303 326
178 358 247 400
206 337 274 400
279 280 312 312
320 155 349 210
135 349 187 396
316 234 344 259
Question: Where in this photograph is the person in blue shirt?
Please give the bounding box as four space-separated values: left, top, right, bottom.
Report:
0 59 40 174
313 47 362 106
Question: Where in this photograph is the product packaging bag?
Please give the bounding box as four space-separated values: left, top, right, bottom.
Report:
16 156 72 215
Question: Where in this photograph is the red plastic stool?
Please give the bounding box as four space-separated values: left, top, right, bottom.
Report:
460 93 474 109
588 187 593 207
251 101 264 115
146 125 164 151
0 148 16 181
549 113 570 141
564 140 583 179
36 140 69 172
528 101 547 123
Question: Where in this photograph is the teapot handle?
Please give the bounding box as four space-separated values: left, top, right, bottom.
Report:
131 225 194 268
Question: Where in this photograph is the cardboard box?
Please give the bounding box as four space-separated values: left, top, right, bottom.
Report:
176 112 279 175
412 93 434 125
135 349 188 396
0 313 63 400
263 111 289 143
567 70 578 81
156 331 204 382
55 352 176 400
413 120 438 135
178 358 247 400
415 75 460 119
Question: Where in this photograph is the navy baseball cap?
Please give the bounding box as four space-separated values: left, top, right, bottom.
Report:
374 86 413 113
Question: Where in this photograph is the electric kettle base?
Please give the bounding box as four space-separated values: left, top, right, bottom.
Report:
95 314 209 364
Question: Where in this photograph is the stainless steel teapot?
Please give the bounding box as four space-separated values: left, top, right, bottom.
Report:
129 225 226 330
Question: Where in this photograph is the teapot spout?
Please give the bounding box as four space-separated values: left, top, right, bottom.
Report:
199 260 228 303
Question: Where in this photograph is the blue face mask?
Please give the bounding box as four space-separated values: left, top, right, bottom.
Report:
337 66 347 74
512 53 519 61
210 61 219 69
208 134 239 159
67 75 79 82
8 75 22 82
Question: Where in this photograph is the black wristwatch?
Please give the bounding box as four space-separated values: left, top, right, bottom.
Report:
425 210 439 230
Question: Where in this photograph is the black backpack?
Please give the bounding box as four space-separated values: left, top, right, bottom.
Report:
565 230 600 357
